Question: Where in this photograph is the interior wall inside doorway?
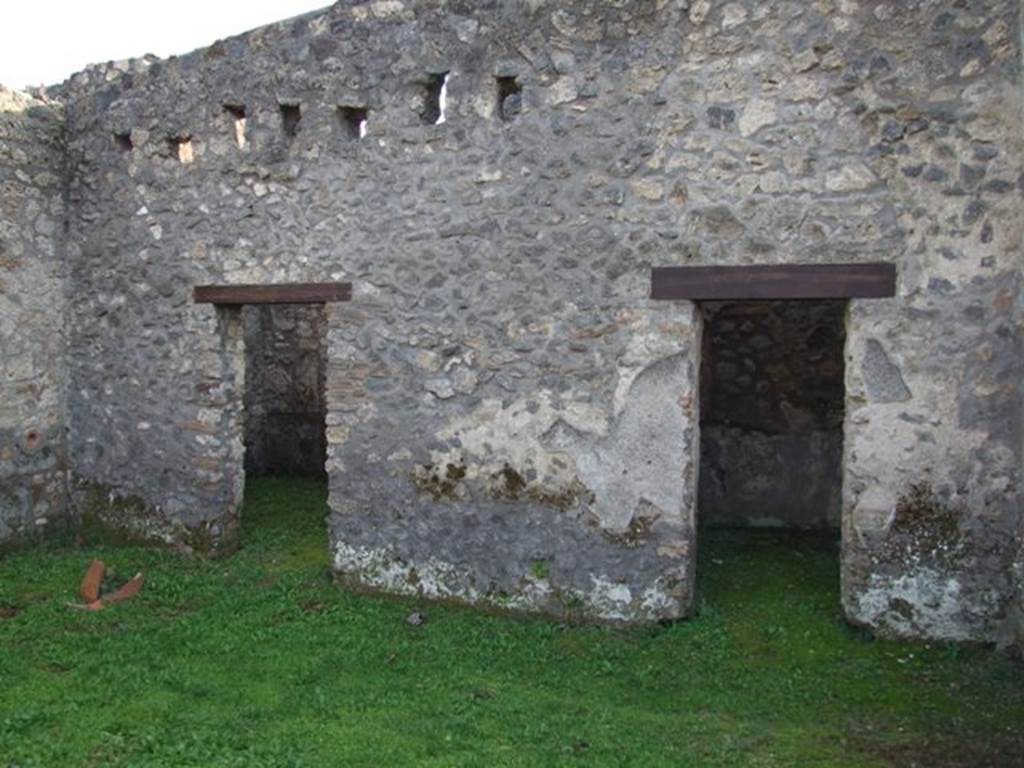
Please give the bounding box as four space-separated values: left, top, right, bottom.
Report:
698 300 846 530
242 304 327 478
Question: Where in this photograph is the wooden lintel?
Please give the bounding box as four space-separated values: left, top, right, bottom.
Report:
193 282 352 305
650 263 896 301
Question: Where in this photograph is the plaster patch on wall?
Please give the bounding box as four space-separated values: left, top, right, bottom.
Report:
422 310 698 535
612 313 697 417
422 351 694 534
548 352 693 532
430 391 607 487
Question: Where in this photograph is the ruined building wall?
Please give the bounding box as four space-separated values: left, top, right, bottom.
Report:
243 304 327 477
837 4 1023 643
699 300 845 530
58 0 707 618
0 88 67 549
1008 31 1024 656
51 0 1023 634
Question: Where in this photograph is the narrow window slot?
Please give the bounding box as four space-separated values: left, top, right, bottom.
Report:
496 76 522 122
280 103 302 139
338 106 368 141
421 72 449 125
224 104 247 148
169 135 194 164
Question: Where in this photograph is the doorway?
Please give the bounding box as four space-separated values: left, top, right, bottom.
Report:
242 303 328 479
698 300 846 530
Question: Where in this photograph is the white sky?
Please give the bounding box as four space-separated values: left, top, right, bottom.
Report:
0 1 330 89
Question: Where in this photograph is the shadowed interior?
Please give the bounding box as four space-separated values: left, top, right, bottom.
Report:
242 304 327 478
699 300 846 530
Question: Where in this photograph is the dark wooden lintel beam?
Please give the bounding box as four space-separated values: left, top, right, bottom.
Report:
193 282 352 305
650 263 896 301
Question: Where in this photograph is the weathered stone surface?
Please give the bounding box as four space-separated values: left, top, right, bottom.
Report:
328 302 701 622
0 87 67 549
0 0 1019 637
843 271 1022 642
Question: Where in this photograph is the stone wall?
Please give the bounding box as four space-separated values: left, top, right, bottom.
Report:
835 5 1024 642
0 87 67 549
44 0 1024 633
243 304 326 477
1002 536 1024 655
699 300 845 530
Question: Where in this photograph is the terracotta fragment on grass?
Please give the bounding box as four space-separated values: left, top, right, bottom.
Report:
80 559 105 602
68 566 144 611
104 573 144 606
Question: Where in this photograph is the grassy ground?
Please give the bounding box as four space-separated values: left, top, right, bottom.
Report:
1 477 1022 767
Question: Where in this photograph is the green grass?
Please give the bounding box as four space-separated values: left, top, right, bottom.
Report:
1 476 1022 767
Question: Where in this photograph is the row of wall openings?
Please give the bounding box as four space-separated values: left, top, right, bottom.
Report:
279 102 368 141
254 102 369 144
114 131 194 163
111 74 522 158
420 73 521 124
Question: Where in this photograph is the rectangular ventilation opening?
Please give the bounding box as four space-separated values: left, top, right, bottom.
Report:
169 135 194 164
224 104 247 148
421 72 449 125
496 76 522 122
338 105 368 140
280 102 302 139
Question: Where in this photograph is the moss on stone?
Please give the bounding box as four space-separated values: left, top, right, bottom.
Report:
527 479 594 512
75 480 165 549
555 589 588 624
491 464 527 500
604 514 655 548
182 524 216 557
883 482 968 570
72 477 238 557
529 559 551 580
412 462 467 501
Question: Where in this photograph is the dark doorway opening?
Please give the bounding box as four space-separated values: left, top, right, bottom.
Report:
242 304 327 478
698 300 846 530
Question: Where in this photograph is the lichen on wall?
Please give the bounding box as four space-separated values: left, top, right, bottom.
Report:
0 87 67 548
